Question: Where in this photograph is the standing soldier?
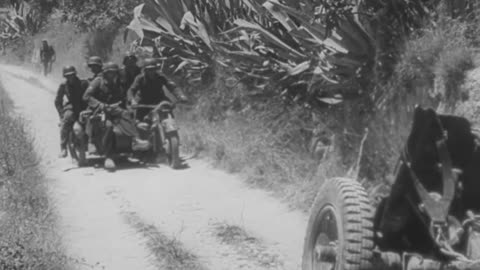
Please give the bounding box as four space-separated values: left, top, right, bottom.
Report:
55 66 89 158
40 39 56 76
120 53 141 90
87 56 103 82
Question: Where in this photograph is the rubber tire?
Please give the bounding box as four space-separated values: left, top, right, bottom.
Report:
166 134 180 169
152 125 164 164
68 133 87 167
302 177 374 270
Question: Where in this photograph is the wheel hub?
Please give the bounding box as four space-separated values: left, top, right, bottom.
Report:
314 243 337 263
313 206 338 270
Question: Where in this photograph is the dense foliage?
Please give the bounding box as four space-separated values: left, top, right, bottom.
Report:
3 0 478 108
4 0 142 34
128 0 476 108
61 0 142 31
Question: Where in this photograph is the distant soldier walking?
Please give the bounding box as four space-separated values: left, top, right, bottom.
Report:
40 39 56 76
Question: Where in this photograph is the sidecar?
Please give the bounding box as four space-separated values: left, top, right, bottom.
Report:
132 101 181 169
67 106 160 168
302 106 480 270
67 108 140 167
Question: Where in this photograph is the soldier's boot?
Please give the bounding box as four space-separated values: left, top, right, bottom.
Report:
104 158 116 171
59 148 68 158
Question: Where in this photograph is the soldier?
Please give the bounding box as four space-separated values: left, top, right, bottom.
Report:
40 39 56 76
127 58 188 120
54 66 89 158
120 53 141 90
87 56 103 82
83 62 150 171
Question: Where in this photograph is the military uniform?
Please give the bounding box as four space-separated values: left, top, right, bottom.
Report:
54 77 89 150
40 43 55 76
87 72 102 82
84 76 126 109
83 76 139 157
127 72 185 120
120 65 141 91
87 56 103 82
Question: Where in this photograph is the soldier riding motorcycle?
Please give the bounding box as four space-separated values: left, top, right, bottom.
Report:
127 58 188 168
54 66 89 158
83 62 150 171
127 58 187 120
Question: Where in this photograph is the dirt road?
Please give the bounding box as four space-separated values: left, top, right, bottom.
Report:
0 64 308 270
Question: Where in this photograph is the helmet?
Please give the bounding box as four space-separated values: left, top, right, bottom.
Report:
143 58 158 70
103 62 119 73
123 53 137 65
62 66 77 77
87 56 103 67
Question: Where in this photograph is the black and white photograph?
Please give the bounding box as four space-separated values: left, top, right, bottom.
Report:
0 0 479 269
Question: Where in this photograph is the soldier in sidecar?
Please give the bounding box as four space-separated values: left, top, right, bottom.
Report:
302 106 480 270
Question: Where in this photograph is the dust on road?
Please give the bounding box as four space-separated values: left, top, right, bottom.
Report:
0 64 307 270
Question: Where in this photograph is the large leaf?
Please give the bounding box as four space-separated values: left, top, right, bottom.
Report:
180 11 213 50
129 0 444 106
127 4 165 40
233 19 305 59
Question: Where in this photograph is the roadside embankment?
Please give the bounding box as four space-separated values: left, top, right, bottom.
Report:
0 81 71 269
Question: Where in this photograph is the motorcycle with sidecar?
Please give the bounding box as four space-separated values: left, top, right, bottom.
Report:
302 106 480 270
67 101 181 169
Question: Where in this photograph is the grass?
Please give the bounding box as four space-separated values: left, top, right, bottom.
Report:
178 72 350 211
394 17 473 105
123 210 206 270
105 188 206 270
178 13 479 212
0 83 71 269
363 15 477 185
212 222 282 268
214 223 250 245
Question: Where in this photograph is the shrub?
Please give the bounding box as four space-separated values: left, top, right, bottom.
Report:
179 9 480 210
362 15 477 186
178 67 350 209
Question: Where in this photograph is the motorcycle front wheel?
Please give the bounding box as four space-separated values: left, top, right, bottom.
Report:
165 133 180 169
68 132 87 167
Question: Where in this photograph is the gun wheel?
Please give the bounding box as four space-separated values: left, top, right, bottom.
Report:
302 178 374 270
